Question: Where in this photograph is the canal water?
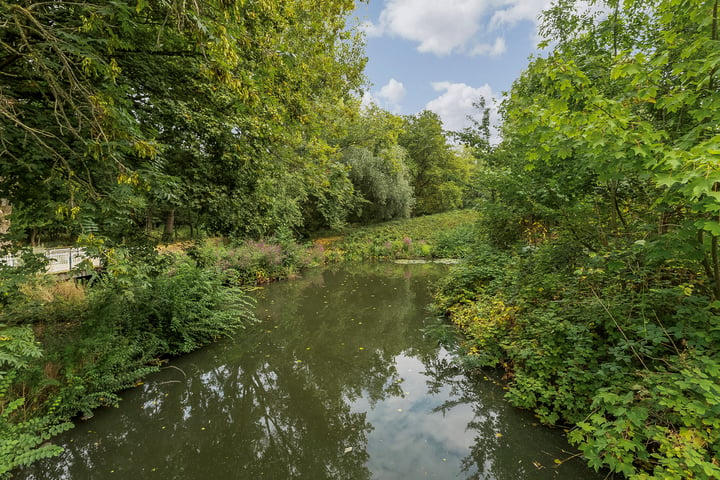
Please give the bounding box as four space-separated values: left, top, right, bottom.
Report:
20 263 602 479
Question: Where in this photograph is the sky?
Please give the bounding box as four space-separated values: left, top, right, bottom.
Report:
352 0 556 138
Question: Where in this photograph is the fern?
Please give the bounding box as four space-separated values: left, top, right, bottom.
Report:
0 255 257 475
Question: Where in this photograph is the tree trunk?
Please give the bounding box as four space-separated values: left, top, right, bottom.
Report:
0 199 11 236
162 209 175 243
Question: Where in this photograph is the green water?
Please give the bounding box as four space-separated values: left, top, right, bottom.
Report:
19 264 603 479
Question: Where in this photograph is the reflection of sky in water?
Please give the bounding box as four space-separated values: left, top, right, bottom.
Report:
16 265 603 480
352 354 478 479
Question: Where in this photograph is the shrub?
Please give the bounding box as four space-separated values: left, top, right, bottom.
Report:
0 325 72 478
439 235 720 478
0 252 257 475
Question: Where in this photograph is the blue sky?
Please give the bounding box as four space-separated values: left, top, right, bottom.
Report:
351 0 556 137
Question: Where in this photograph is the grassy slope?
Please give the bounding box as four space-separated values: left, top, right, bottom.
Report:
314 210 478 261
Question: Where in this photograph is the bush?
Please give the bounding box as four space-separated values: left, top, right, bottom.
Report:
434 223 478 258
127 259 255 355
188 237 326 286
328 210 478 261
439 236 720 478
0 325 73 478
0 253 256 475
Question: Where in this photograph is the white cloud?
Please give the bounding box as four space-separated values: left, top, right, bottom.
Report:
377 78 407 105
362 79 406 113
489 0 552 29
469 37 506 57
426 81 501 143
359 20 384 37
365 0 558 56
367 0 492 56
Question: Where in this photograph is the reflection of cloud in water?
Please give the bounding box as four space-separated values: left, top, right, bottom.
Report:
18 265 603 480
352 354 479 479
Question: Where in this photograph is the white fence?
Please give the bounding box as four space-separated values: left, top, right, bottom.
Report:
1 247 100 275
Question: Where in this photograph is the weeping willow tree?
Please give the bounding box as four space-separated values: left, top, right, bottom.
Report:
344 145 415 222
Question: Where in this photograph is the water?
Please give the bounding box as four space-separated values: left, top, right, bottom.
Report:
19 264 603 479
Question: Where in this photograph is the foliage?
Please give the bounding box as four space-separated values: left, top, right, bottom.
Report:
571 356 720 479
0 252 256 475
317 103 415 226
0 325 73 479
440 237 720 477
439 2 720 476
399 111 476 215
0 0 367 243
434 222 480 258
187 237 326 286
104 258 256 356
343 145 415 223
323 210 478 262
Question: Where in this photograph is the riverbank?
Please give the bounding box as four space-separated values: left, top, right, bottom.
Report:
15 263 602 480
0 210 478 477
434 237 720 479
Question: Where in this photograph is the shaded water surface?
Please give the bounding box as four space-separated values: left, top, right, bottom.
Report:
20 264 602 479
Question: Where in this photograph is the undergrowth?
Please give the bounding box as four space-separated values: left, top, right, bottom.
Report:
319 209 478 261
437 237 720 479
0 252 256 478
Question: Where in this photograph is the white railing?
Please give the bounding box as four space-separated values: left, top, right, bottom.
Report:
0 247 101 275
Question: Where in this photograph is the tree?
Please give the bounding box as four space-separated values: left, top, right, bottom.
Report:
399 110 473 215
451 97 492 163
0 0 367 244
324 104 414 224
343 145 414 222
473 1 720 477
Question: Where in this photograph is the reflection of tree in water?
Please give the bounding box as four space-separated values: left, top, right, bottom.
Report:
423 355 598 480
21 264 448 480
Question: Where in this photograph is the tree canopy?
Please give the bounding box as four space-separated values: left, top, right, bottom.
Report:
445 1 720 478
0 0 366 243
